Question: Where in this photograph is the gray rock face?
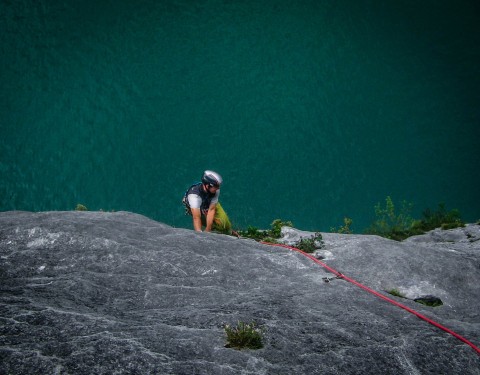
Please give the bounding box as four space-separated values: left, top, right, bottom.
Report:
1 211 479 374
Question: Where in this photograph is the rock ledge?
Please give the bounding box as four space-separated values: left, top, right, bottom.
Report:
1 211 479 374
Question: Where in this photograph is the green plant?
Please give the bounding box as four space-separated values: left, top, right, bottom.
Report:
412 203 464 232
366 198 466 241
331 217 353 234
224 321 263 350
241 226 265 240
295 232 324 253
75 204 88 211
237 226 271 242
339 217 353 234
365 197 415 241
414 296 443 307
269 219 293 238
238 219 293 242
387 288 405 298
441 222 464 230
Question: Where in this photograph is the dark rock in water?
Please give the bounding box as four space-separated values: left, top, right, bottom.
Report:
1 211 479 374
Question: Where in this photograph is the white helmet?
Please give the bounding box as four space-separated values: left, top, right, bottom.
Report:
202 170 223 187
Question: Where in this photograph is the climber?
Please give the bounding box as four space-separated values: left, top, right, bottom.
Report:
182 170 234 234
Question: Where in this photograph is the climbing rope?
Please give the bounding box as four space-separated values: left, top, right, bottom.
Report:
261 241 480 355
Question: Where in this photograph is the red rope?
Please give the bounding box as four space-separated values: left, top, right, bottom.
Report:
261 241 480 355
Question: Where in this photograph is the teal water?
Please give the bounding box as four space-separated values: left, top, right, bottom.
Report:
1 0 479 232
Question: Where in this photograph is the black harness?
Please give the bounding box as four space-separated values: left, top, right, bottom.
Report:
182 182 216 216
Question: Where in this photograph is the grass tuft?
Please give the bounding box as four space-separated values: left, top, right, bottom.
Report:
224 321 263 350
387 288 406 298
414 296 443 307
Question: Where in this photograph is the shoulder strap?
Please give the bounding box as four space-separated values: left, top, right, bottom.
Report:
182 182 202 208
184 182 202 196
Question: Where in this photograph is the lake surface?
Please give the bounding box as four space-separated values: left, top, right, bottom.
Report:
1 0 479 231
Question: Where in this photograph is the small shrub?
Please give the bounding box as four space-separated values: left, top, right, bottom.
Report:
242 226 266 240
224 321 263 350
269 219 293 238
365 198 465 241
365 196 415 240
331 217 353 234
441 222 465 230
295 232 324 253
414 203 464 232
238 226 268 241
75 204 88 211
238 219 292 242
